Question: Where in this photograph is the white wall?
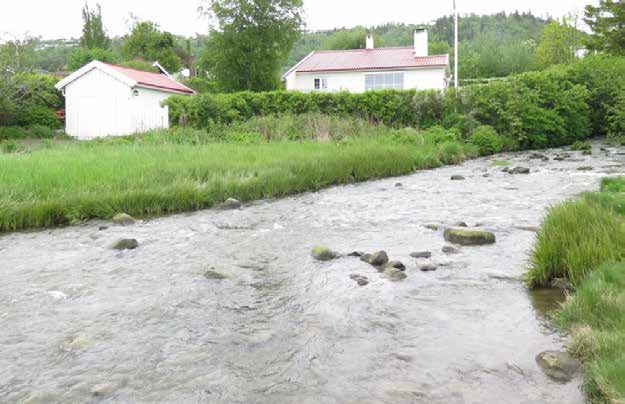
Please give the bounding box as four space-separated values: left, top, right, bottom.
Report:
64 68 171 139
285 68 448 93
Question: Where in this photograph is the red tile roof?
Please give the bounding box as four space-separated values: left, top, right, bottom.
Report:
103 63 194 94
292 47 449 74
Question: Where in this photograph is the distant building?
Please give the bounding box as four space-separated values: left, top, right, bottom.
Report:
55 61 194 139
282 29 450 93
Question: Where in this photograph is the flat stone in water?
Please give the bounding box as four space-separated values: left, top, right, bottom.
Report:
111 239 139 250
444 228 496 246
410 251 432 259
442 245 461 254
350 274 369 287
420 265 438 272
204 270 228 280
451 175 466 181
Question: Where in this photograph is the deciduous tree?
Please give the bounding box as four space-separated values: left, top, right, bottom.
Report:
80 3 111 50
585 0 625 56
122 21 182 73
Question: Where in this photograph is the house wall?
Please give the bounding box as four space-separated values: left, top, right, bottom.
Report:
284 68 448 93
64 68 170 139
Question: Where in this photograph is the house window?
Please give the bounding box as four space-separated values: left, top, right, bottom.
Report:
365 73 404 90
314 78 328 90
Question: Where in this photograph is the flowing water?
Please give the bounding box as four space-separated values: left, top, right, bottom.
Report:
2 143 624 404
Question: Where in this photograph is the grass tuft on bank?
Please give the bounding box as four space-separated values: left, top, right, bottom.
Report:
527 176 625 402
0 130 477 233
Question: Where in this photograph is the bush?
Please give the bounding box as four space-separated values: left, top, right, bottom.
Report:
421 126 458 144
68 48 117 70
0 73 63 128
184 77 219 94
0 127 30 140
607 91 625 138
571 140 592 151
469 125 504 156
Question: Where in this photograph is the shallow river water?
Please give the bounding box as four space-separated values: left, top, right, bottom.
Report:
2 143 624 404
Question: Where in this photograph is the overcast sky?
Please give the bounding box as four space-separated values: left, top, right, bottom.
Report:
1 0 598 40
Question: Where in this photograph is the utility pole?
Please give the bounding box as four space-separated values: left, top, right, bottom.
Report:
453 0 459 90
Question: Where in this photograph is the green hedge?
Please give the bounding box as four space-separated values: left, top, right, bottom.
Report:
0 73 63 129
165 55 625 150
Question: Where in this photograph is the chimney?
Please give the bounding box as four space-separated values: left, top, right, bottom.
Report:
414 28 428 57
366 34 374 50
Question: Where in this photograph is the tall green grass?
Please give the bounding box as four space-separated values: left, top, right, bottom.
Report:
527 177 625 402
0 135 476 233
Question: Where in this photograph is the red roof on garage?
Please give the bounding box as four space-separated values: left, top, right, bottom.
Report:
103 62 194 94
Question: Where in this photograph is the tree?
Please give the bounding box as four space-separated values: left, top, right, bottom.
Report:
323 28 385 50
584 0 625 56
80 3 111 50
200 0 304 92
68 47 116 70
0 35 39 74
535 20 580 69
122 21 182 73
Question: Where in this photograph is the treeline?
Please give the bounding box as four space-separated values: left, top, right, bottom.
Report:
166 55 625 151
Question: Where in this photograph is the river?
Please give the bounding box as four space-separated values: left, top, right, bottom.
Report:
2 143 623 403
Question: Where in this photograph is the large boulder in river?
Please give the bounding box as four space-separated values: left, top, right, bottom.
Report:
112 213 136 226
112 238 139 250
444 228 496 246
536 351 581 382
361 251 389 267
311 246 338 261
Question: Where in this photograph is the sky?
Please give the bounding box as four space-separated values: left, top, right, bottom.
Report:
0 0 599 40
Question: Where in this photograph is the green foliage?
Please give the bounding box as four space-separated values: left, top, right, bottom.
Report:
118 60 159 73
469 125 504 156
421 126 458 144
0 73 63 128
535 20 581 69
122 21 182 73
0 141 22 154
68 47 117 70
0 125 58 140
584 0 625 56
183 77 219 94
0 36 39 74
571 140 592 151
224 131 264 144
0 126 475 233
324 28 384 50
608 92 625 138
527 182 625 288
80 3 111 50
200 0 304 92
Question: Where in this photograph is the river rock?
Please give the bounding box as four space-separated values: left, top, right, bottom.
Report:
550 278 574 291
311 246 338 261
382 267 407 282
386 261 406 271
451 175 465 181
501 167 510 173
220 198 241 209
442 245 461 254
98 225 109 231
111 239 139 250
204 270 228 280
511 167 530 174
364 251 389 267
112 213 136 226
420 265 438 272
395 183 403 187
577 166 593 171
348 251 365 257
582 150 592 155
444 228 496 246
529 152 549 161
350 274 369 287
91 383 115 397
425 224 439 231
536 351 581 382
410 251 432 259
454 221 469 228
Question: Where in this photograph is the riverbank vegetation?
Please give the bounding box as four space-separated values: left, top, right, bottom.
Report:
0 126 478 233
527 177 625 402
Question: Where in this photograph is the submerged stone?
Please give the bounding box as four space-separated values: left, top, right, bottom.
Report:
382 267 407 282
550 278 574 291
454 221 469 228
410 251 432 259
311 246 338 261
425 224 439 231
386 261 406 271
91 383 115 397
577 166 593 171
204 270 228 280
367 251 389 267
112 213 136 226
511 167 530 174
536 351 581 382
111 239 139 250
420 265 438 272
220 198 242 209
350 274 369 287
451 175 465 181
442 245 461 254
444 228 496 246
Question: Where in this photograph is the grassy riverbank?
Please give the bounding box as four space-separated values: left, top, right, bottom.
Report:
0 128 476 233
527 177 625 402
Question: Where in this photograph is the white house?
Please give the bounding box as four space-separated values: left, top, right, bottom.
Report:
282 29 450 93
55 61 194 139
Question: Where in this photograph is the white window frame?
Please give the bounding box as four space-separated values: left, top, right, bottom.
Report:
365 72 405 91
314 77 328 91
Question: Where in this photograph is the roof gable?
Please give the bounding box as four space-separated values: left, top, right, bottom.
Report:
283 47 449 78
55 61 195 95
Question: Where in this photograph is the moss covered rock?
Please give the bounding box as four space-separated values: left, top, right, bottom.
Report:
112 213 136 226
311 246 338 261
444 228 496 246
111 238 139 250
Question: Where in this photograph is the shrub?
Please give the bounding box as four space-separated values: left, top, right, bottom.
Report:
0 140 28 154
184 77 219 94
421 126 458 144
571 140 592 151
469 125 504 156
68 48 117 70
0 126 30 140
607 91 625 138
387 128 425 145
0 73 63 128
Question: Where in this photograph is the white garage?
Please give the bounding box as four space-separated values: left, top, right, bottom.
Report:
55 61 194 139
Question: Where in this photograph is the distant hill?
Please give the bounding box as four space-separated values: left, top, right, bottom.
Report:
284 11 551 79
